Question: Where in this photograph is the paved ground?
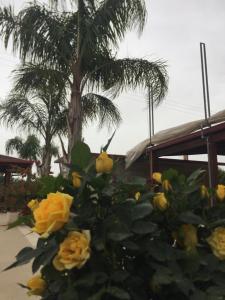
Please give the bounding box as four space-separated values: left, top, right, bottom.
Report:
0 226 39 300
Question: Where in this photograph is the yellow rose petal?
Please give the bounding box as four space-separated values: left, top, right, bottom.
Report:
27 275 46 296
53 231 91 271
152 172 162 184
153 193 169 211
32 192 73 236
96 152 113 173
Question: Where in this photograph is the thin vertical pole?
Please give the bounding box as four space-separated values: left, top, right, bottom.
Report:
148 87 152 145
151 91 155 135
203 44 211 118
200 43 208 121
148 87 154 184
200 42 216 206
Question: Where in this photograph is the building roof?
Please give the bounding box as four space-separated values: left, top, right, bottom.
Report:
0 155 33 173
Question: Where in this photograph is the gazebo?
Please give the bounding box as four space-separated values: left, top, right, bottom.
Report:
126 109 225 187
0 155 34 185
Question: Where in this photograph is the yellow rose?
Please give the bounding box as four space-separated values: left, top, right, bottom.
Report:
207 227 225 260
180 224 198 252
72 171 82 188
152 172 162 184
216 184 225 201
153 193 169 211
53 230 91 271
162 179 172 191
200 185 209 199
135 192 141 201
32 192 73 237
27 274 46 296
27 199 39 211
96 152 113 173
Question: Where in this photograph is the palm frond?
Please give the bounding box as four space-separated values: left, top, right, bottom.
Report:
87 58 168 104
81 0 146 54
82 93 122 129
22 135 42 160
49 143 59 157
0 4 75 68
0 94 47 137
5 135 41 160
5 137 23 155
12 63 70 95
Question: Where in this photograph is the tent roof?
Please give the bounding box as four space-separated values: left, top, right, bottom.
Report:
126 109 225 168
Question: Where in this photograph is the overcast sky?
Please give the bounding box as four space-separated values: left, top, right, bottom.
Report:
0 0 225 174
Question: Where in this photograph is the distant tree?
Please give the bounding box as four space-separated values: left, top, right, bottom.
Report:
0 0 168 159
0 86 65 175
5 135 41 161
5 135 59 176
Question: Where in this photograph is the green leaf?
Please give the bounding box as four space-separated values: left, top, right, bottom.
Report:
190 290 206 300
122 240 139 251
75 272 108 288
88 287 106 300
107 223 132 241
108 231 132 242
17 283 29 290
111 271 129 283
106 287 130 300
207 285 225 297
132 202 153 221
102 130 116 152
58 287 78 300
4 246 43 271
7 215 33 229
162 169 179 181
187 169 205 184
71 142 92 170
32 243 58 273
132 221 157 234
153 267 173 285
179 211 205 225
125 176 146 186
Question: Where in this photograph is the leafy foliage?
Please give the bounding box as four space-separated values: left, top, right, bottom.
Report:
7 142 225 300
0 0 168 153
5 135 42 160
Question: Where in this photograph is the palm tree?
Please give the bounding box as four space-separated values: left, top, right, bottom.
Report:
5 135 41 161
5 135 59 176
0 86 65 175
0 1 168 158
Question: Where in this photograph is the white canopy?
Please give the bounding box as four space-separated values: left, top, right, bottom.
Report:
125 109 225 169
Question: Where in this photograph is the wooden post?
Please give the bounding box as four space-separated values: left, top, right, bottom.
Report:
4 171 11 185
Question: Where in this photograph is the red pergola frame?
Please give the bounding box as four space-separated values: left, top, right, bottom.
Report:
0 155 34 185
147 122 225 188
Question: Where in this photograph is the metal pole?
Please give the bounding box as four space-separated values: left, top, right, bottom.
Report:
151 90 155 135
203 43 211 118
200 43 208 121
200 42 215 205
148 87 154 184
148 87 152 145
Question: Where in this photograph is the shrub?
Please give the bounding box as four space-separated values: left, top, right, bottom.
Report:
6 142 225 300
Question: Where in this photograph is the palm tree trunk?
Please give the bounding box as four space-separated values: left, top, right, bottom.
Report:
40 138 52 176
68 67 82 160
40 151 51 176
67 0 83 161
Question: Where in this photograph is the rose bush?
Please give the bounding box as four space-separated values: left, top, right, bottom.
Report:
6 142 225 300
